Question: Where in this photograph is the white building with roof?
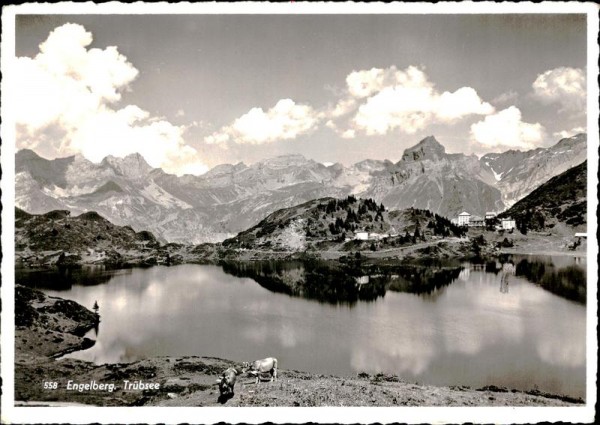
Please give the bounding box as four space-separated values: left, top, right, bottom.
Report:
458 212 471 226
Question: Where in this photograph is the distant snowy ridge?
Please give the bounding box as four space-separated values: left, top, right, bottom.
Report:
16 133 587 244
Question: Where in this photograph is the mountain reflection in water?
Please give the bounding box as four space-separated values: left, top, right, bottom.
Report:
34 257 585 398
514 257 586 304
15 265 131 290
219 260 463 305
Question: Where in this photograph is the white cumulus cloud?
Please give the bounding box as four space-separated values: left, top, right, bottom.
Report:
13 23 208 176
331 66 494 136
532 66 586 111
470 106 546 150
205 99 320 145
435 87 495 122
328 97 357 118
353 84 434 135
553 126 586 140
347 66 494 135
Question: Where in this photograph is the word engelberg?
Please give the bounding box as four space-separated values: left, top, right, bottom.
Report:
66 380 116 393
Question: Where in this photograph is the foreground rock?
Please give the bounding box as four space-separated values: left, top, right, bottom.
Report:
15 286 583 407
15 285 98 360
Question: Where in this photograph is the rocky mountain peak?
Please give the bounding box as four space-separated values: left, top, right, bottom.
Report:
102 153 154 178
401 136 447 162
16 148 42 162
255 154 312 169
552 133 587 151
203 162 248 178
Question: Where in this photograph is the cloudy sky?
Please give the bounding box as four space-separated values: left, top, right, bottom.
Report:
13 13 588 175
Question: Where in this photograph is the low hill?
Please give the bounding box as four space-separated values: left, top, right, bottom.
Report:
223 196 465 252
499 161 586 233
15 207 160 253
14 207 185 267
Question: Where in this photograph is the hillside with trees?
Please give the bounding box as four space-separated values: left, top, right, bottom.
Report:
499 161 586 234
222 196 465 252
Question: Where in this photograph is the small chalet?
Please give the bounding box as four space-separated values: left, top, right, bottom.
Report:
354 232 369 241
501 218 516 230
369 233 389 241
469 215 485 227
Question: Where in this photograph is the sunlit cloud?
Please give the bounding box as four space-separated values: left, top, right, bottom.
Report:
470 106 546 150
552 126 586 140
532 66 586 112
205 99 320 145
330 66 494 136
14 23 208 176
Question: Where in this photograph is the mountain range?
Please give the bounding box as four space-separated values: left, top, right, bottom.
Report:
479 133 587 206
15 134 587 244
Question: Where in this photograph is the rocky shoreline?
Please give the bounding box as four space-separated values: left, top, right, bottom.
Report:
14 285 584 407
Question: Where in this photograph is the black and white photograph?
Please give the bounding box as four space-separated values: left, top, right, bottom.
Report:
1 2 598 424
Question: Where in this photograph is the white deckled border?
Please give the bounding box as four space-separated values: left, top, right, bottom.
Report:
1 2 598 424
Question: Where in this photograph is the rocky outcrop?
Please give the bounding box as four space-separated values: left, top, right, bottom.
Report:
15 285 98 358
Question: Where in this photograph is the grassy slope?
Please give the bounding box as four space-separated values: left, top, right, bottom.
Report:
500 161 586 231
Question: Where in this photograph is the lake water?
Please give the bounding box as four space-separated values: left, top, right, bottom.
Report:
17 255 586 398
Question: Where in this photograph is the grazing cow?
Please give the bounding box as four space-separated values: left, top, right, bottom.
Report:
243 357 278 384
217 367 240 397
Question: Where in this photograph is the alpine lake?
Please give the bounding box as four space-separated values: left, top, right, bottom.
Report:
16 254 587 399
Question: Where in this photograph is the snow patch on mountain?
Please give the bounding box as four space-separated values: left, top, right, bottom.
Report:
480 133 586 205
43 184 100 198
333 167 373 195
140 181 192 209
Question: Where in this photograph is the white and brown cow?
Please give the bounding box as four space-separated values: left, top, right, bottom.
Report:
242 357 278 384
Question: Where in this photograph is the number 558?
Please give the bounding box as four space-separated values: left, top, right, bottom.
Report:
43 381 58 390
